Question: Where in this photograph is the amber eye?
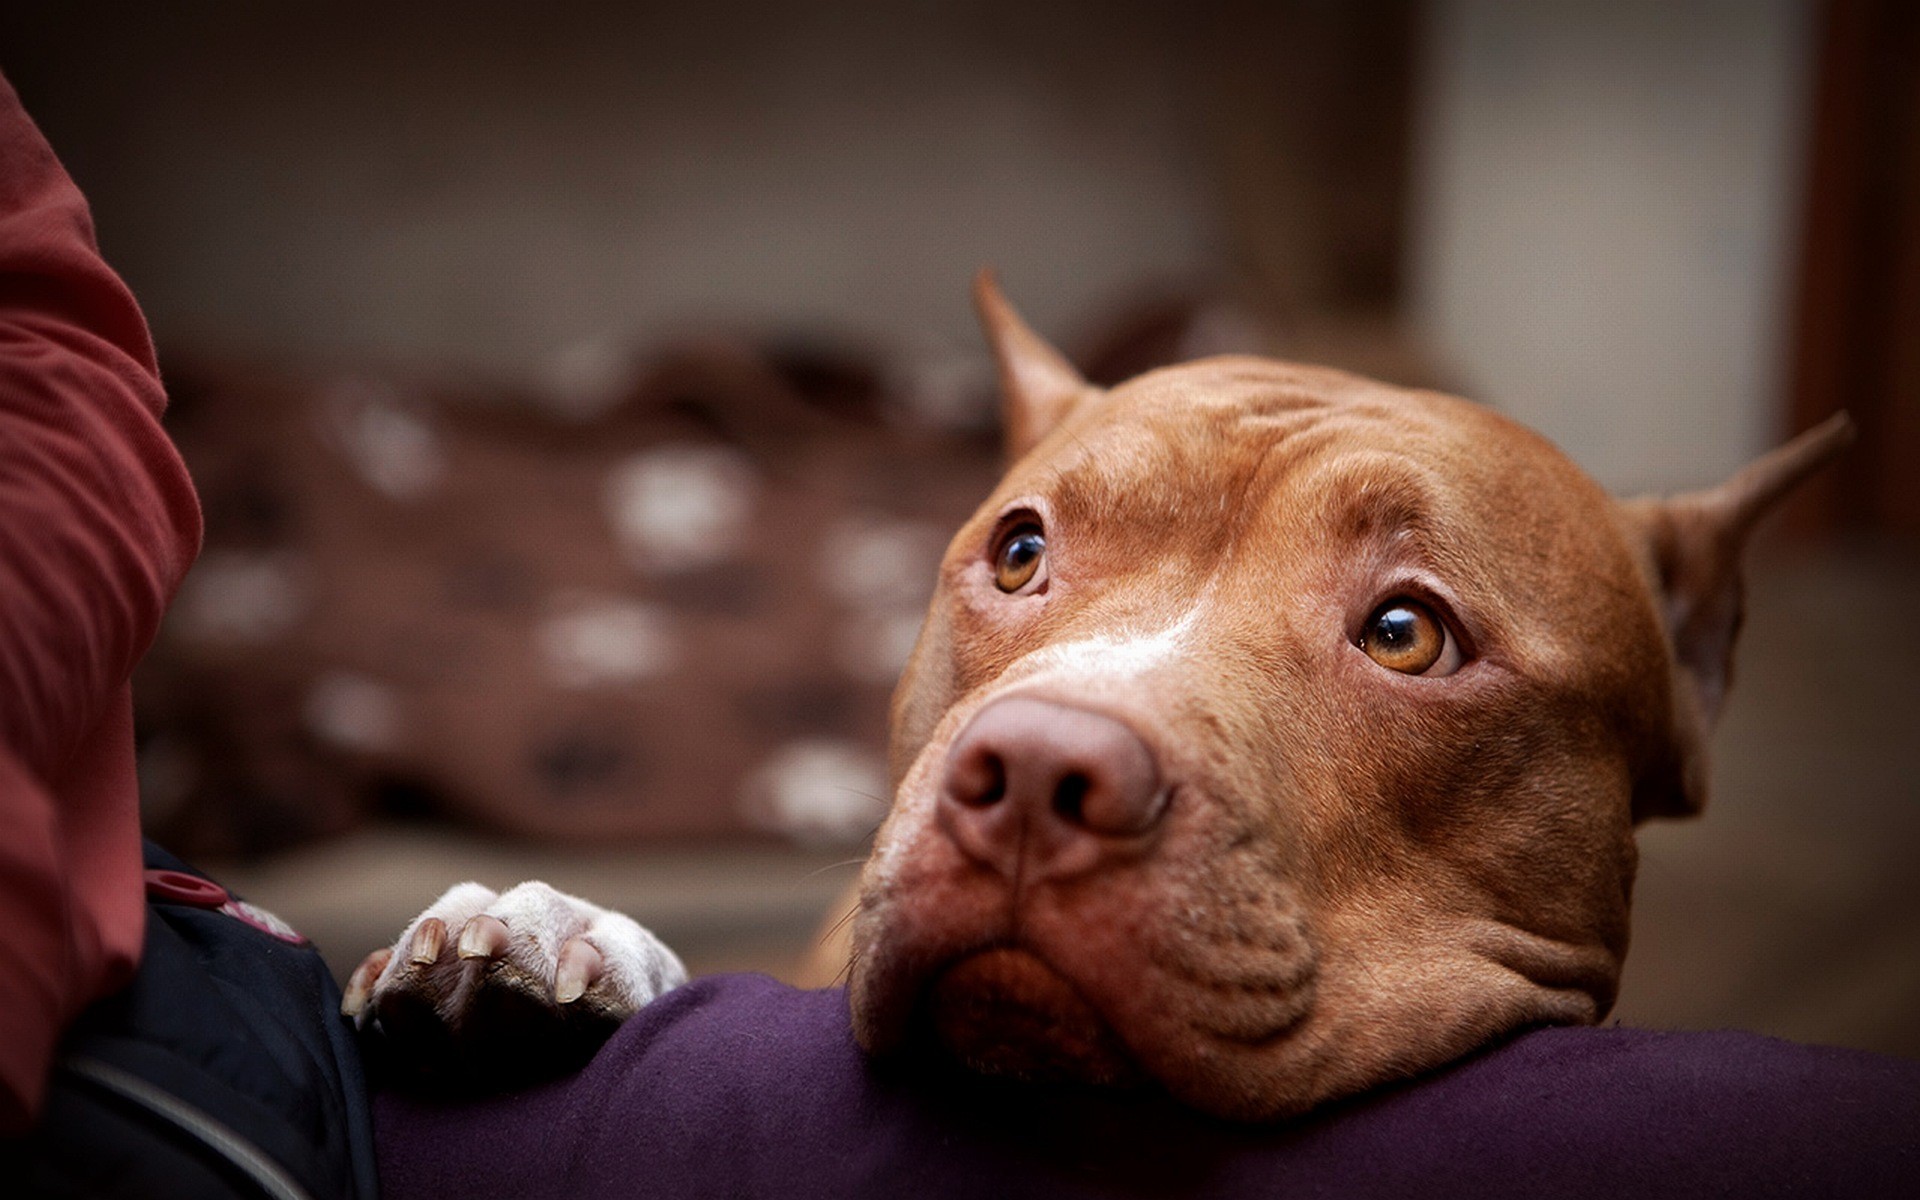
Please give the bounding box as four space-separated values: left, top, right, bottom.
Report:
992 523 1047 593
1360 599 1449 674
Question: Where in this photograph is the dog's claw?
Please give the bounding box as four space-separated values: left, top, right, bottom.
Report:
340 947 392 1020
408 917 446 965
457 914 510 960
555 936 603 1004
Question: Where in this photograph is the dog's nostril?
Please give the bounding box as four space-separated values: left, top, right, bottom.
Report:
1052 772 1090 825
959 753 1007 808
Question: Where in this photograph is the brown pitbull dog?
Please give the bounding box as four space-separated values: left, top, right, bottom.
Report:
354 273 1850 1121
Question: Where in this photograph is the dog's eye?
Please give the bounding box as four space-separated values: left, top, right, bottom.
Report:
1360 599 1459 676
992 522 1047 594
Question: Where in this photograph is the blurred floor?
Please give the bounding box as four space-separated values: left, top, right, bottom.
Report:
205 546 1920 1057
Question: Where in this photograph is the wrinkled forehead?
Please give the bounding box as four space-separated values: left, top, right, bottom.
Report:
1013 357 1611 554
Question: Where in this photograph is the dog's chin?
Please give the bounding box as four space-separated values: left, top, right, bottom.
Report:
919 947 1144 1088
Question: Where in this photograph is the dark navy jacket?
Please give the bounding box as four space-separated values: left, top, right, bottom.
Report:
6 844 378 1199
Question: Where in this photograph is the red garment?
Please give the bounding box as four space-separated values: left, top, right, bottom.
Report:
0 72 201 1132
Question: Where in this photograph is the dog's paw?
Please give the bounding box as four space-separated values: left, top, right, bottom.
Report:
342 881 686 1089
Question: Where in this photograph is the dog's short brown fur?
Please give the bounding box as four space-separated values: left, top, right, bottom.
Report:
363 274 1848 1123
829 274 1850 1121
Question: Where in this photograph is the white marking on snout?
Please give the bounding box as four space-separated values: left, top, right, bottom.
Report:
1010 604 1203 688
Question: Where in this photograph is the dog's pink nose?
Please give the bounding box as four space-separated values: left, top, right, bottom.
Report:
939 697 1167 880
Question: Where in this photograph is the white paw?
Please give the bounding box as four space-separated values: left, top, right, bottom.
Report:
343 881 686 1087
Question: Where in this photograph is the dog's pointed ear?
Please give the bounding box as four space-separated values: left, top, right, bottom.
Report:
1621 413 1854 819
973 269 1098 460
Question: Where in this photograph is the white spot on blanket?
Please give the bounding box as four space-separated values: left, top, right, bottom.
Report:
539 334 635 423
818 514 944 611
834 611 925 684
173 550 307 645
886 344 995 433
741 740 888 847
605 444 758 573
324 379 445 500
820 514 942 682
537 594 677 688
304 671 402 752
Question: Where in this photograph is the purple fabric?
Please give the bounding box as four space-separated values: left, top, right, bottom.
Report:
375 973 1920 1199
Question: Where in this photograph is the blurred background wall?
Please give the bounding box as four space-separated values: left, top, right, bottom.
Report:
1415 0 1811 493
2 0 1914 1054
1 1 1225 374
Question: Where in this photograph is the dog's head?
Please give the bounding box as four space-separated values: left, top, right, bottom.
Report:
847 275 1850 1121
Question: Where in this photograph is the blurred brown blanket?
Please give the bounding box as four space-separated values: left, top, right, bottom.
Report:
137 336 1002 855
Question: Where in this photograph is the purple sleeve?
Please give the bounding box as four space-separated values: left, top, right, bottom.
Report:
375 973 1920 1200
